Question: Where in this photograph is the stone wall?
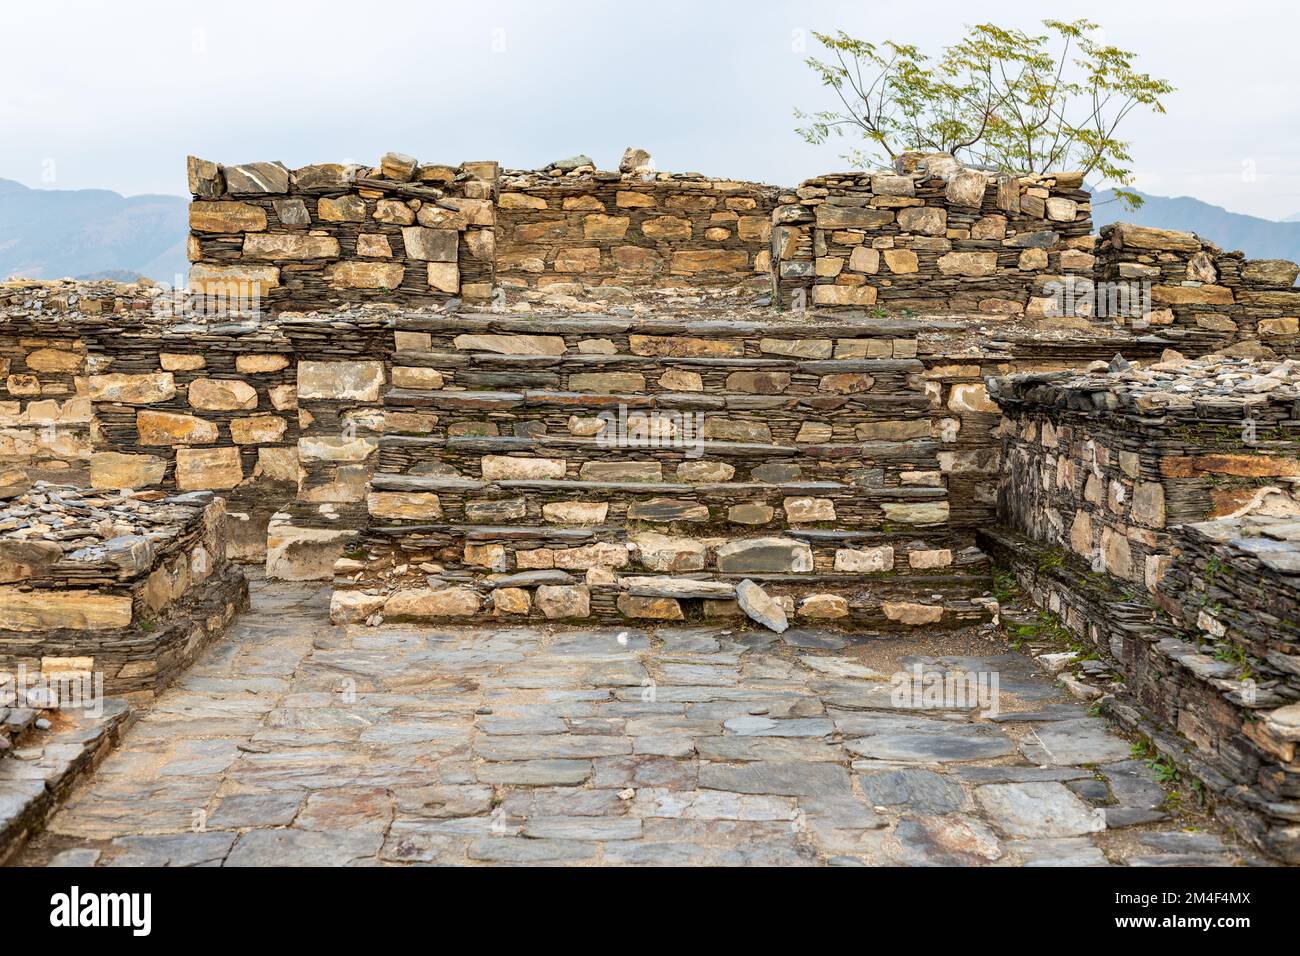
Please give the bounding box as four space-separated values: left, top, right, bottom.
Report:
772 153 1094 313
187 153 498 311
1098 223 1300 349
986 358 1300 861
495 162 777 294
0 485 247 702
325 313 1011 629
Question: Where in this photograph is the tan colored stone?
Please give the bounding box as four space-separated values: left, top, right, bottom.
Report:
820 373 874 394
159 353 206 372
188 377 258 411
83 372 176 405
583 214 630 239
357 233 394 258
499 192 549 210
884 249 919 274
89 452 166 489
189 201 267 233
908 549 953 569
256 446 300 482
938 252 998 277
659 369 704 391
535 585 591 620
242 233 339 259
812 285 877 307
784 497 835 522
882 601 944 625
326 261 404 290
366 492 442 520
629 335 742 358
0 588 132 631
676 461 734 482
492 587 532 615
268 384 298 410
948 383 999 413
298 360 386 400
383 586 481 619
175 447 243 490
427 262 460 293
229 414 287 444
235 353 290 374
835 546 894 573
453 334 565 356
847 247 880 273
617 594 684 620
481 456 567 480
670 250 748 273
632 532 706 572
317 195 368 222
136 409 218 445
799 594 849 619
543 501 609 524
391 367 445 390
897 207 947 235
25 349 82 373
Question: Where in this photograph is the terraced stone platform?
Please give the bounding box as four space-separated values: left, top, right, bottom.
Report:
11 577 1256 867
330 313 1002 630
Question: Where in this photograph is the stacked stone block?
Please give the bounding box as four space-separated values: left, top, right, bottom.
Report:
187 153 498 311
1097 223 1300 350
772 153 1094 314
330 313 999 629
986 359 1300 861
0 485 247 702
495 168 777 292
266 312 395 580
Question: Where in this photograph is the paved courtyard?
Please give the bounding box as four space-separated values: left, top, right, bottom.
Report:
17 578 1252 866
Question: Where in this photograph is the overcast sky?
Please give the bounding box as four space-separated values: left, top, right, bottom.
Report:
2 0 1297 219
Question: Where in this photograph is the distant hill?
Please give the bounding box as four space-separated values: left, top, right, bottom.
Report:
1093 188 1300 266
0 178 187 283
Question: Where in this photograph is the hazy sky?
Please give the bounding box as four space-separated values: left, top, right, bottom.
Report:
2 0 1297 219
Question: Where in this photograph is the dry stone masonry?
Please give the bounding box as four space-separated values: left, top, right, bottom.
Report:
2 145 1299 862
986 357 1300 861
328 313 996 631
0 483 246 702
772 152 1094 314
188 153 498 311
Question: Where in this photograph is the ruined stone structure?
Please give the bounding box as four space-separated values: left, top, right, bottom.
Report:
986 360 1300 861
2 146 1299 861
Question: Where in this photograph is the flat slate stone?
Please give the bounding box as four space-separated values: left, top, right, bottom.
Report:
890 814 1002 866
1010 837 1109 867
1016 718 1134 766
974 782 1106 838
698 760 853 797
225 828 384 867
858 768 965 813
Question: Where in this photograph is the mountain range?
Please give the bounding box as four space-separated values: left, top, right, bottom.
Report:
1092 189 1300 265
0 178 187 284
2 177 1299 284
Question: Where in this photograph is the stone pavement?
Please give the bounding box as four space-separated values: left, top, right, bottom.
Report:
15 578 1255 867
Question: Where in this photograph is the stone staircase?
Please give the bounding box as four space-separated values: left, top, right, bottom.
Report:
330 313 997 629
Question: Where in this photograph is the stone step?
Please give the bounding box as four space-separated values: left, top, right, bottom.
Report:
353 519 979 581
367 472 952 531
331 567 993 631
376 434 948 487
391 350 924 396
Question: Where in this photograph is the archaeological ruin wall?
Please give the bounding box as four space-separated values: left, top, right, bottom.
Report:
187 154 499 311
985 362 1300 861
495 157 777 293
771 157 1095 314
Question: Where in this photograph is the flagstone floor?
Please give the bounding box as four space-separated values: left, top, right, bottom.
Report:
16 577 1254 866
